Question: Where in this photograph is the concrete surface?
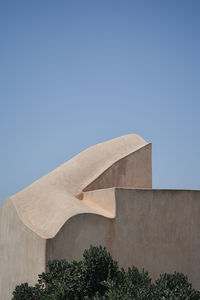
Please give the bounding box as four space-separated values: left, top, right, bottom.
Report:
10 134 151 238
0 133 151 299
0 197 45 300
1 134 200 300
47 188 200 290
84 143 152 192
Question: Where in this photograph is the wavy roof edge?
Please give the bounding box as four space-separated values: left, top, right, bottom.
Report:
8 133 149 238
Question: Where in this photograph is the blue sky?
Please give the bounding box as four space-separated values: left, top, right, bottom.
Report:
0 0 200 205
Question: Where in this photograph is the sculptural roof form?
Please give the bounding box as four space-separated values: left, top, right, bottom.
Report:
9 134 151 238
2 133 200 300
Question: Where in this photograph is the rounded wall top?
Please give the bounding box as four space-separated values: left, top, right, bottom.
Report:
10 134 150 238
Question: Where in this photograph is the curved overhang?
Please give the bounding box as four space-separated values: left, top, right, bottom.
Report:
9 134 150 238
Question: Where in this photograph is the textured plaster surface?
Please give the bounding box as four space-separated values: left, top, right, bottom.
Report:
1 134 200 299
114 189 200 289
47 188 200 290
84 143 152 192
0 134 152 299
0 197 46 300
82 188 116 218
10 134 151 238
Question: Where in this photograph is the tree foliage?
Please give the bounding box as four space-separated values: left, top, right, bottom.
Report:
12 245 200 300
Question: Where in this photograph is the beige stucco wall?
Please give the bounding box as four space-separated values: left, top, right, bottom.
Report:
5 134 199 299
1 187 200 298
114 189 200 289
10 134 151 239
0 198 46 300
83 143 152 193
47 188 200 289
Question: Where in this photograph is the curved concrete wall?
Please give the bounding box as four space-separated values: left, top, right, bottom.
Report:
0 198 46 300
1 188 200 299
84 143 152 193
47 188 200 290
46 188 116 262
0 134 152 299
1 134 200 299
10 134 151 238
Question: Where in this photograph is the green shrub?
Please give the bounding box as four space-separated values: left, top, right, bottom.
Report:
153 272 200 300
12 246 200 300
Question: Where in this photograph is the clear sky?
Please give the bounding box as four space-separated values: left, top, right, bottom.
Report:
0 0 200 205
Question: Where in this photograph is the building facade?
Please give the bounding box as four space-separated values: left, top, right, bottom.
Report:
0 134 199 299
